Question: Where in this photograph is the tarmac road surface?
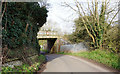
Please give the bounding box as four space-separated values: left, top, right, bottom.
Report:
43 54 118 72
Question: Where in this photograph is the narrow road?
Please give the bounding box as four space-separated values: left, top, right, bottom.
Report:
43 54 116 72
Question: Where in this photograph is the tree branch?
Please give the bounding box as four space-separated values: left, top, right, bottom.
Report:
74 0 95 43
64 2 77 12
77 1 97 38
1 2 7 19
108 9 120 26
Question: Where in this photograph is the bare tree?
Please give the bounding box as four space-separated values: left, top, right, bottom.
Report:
64 0 120 49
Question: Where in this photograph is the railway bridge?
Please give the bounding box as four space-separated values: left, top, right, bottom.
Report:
37 31 62 53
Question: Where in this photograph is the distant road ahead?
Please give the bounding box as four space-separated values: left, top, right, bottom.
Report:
43 54 117 72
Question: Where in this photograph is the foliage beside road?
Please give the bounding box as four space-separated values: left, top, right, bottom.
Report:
40 48 48 53
2 55 46 72
63 1 120 70
2 2 48 64
65 0 120 53
58 49 120 69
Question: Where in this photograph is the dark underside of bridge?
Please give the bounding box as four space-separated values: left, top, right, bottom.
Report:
38 38 57 53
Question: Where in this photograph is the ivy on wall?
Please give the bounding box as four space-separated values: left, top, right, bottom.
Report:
2 2 48 56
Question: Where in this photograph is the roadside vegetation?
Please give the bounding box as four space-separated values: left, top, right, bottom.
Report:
1 1 48 72
40 48 48 53
64 0 120 52
2 55 46 72
62 0 120 70
58 49 120 69
39 40 48 53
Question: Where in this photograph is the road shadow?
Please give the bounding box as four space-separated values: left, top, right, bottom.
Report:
45 54 65 62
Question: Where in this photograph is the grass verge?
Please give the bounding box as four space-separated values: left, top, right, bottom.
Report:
2 55 46 72
57 49 120 69
40 48 48 53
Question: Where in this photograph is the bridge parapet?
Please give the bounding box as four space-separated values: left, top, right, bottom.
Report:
37 31 60 36
37 31 62 39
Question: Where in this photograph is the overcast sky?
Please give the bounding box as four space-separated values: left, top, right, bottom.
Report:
41 0 119 35
42 0 78 35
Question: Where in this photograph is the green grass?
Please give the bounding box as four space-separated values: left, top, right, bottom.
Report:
2 55 46 72
40 48 48 53
57 49 120 69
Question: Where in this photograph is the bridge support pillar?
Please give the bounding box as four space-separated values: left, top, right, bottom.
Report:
47 38 57 53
